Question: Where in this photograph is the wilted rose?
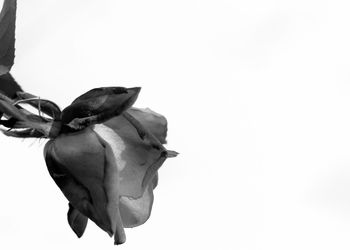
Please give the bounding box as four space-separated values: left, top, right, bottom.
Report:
0 87 177 245
0 1 177 245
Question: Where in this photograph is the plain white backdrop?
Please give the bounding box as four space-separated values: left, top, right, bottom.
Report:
1 0 350 249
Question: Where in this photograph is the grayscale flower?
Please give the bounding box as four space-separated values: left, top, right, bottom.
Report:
0 1 178 245
0 87 178 245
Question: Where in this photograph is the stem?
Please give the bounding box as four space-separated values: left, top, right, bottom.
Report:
14 95 62 119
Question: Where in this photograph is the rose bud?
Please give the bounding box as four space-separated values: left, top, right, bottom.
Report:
0 87 177 245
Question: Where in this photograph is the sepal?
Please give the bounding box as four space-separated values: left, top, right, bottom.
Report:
61 87 140 130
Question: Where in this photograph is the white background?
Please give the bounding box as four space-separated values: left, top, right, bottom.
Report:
1 0 350 249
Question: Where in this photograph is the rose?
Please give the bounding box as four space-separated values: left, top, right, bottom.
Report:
45 106 175 245
0 1 177 244
0 87 177 245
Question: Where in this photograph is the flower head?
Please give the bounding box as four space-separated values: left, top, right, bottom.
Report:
0 87 178 245
0 1 177 245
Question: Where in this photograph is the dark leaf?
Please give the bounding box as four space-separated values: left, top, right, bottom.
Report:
61 87 140 130
0 0 16 75
0 73 21 99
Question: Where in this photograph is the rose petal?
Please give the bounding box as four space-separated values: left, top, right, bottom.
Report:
101 115 167 199
67 203 88 238
92 124 127 244
44 129 118 236
119 176 157 228
92 120 167 235
127 108 167 144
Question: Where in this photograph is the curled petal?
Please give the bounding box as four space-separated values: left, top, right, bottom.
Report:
127 108 167 144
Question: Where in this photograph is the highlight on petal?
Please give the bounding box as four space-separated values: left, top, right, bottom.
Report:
67 203 88 238
152 172 159 189
61 87 140 130
100 115 167 199
93 123 126 244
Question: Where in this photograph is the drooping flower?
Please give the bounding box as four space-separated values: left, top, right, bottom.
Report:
0 1 177 245
0 87 178 245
